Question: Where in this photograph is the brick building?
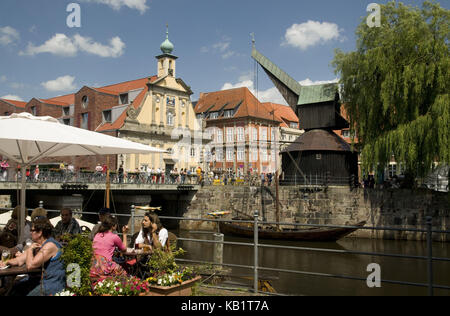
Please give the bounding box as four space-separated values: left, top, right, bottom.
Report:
0 29 203 174
0 98 26 116
194 87 300 175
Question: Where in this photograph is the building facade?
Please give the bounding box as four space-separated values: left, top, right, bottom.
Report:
0 30 203 175
194 87 300 176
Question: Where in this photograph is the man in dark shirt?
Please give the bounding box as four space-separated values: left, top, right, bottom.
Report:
54 208 81 239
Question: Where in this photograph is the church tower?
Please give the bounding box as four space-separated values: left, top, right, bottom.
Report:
156 25 178 78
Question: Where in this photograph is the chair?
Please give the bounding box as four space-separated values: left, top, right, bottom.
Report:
165 231 178 252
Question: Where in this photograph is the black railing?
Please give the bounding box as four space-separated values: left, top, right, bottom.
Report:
1 203 448 296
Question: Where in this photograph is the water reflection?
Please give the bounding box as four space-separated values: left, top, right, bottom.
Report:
177 231 450 296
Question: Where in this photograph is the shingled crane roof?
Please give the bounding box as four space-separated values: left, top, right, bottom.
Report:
251 48 338 109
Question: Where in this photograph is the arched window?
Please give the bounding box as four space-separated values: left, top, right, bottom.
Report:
82 96 89 108
167 112 174 126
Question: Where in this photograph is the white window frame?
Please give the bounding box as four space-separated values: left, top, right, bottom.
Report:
226 128 234 143
226 148 234 162
237 147 244 161
261 127 267 141
216 129 223 143
167 112 174 126
261 148 268 162
216 149 223 162
252 127 258 141
237 127 245 142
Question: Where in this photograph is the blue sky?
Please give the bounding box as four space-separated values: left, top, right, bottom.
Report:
0 0 442 104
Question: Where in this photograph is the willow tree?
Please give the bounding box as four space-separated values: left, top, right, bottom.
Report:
333 1 449 181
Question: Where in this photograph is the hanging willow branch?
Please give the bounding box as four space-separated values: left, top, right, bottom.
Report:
332 1 449 177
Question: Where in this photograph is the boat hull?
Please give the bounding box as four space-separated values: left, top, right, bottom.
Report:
219 221 366 241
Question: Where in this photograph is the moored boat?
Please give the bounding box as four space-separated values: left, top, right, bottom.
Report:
219 219 366 241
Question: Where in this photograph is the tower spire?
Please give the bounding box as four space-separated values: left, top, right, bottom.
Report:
160 24 174 54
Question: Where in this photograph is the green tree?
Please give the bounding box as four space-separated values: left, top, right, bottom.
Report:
333 1 449 180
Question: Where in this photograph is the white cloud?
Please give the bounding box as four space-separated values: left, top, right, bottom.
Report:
0 26 20 46
41 75 77 92
299 78 339 86
221 79 286 105
221 80 254 91
283 20 343 50
221 77 339 105
1 95 24 101
81 0 149 14
202 36 237 59
73 34 125 58
20 34 78 57
20 33 125 58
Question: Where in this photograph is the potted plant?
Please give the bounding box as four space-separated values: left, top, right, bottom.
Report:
92 276 150 296
145 248 201 296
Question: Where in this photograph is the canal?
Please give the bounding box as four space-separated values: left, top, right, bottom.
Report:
177 231 450 296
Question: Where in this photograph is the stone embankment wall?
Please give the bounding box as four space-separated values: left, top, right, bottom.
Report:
182 185 450 241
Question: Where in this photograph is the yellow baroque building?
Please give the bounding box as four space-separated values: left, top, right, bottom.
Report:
117 29 207 174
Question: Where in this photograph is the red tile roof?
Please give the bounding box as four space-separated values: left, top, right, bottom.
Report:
43 93 75 105
1 98 27 108
195 87 281 122
97 76 156 94
261 102 299 128
96 84 149 132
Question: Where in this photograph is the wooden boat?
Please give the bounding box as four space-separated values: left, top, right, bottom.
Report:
219 219 366 242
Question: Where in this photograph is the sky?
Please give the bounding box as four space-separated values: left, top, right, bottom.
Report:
0 0 444 105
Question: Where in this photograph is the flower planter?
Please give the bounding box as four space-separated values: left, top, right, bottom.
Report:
144 276 201 296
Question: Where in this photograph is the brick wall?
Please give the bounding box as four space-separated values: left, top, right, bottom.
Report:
74 87 118 130
0 100 24 116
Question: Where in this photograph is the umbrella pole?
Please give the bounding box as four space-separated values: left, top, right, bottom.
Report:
19 165 27 243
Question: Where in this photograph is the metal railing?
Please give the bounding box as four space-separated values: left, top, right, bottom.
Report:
1 203 449 296
0 171 358 188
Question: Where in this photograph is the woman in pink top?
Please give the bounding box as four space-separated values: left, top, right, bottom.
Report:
90 215 129 281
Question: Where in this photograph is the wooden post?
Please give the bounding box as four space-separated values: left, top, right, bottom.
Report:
275 169 280 231
106 156 110 209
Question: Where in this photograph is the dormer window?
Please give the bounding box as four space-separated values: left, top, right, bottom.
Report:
209 112 218 119
120 93 129 105
290 122 298 129
103 110 112 123
224 110 234 118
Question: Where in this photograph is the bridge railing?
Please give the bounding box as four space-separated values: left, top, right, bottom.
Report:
0 203 449 296
0 171 359 188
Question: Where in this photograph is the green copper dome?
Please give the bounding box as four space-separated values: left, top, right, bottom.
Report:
160 26 174 54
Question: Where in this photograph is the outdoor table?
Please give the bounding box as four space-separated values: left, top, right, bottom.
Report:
0 265 41 277
120 249 153 279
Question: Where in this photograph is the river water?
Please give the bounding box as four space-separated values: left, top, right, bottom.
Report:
177 231 450 296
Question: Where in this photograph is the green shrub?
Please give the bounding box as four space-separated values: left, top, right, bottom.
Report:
61 233 93 296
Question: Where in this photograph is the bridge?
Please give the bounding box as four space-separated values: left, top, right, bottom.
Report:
0 181 200 193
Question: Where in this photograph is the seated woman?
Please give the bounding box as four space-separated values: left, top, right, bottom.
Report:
134 212 154 251
134 212 169 251
148 213 169 251
90 215 129 281
0 218 66 296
